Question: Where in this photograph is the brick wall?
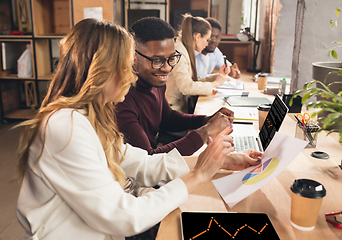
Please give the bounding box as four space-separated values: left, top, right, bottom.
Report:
0 0 12 35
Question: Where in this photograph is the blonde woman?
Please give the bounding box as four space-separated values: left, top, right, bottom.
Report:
166 14 231 113
15 19 261 240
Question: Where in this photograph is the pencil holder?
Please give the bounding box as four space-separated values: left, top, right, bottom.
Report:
295 122 320 148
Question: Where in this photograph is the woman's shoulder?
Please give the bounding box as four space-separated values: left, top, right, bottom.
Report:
42 108 96 150
175 38 187 55
48 108 86 121
44 108 90 131
175 38 190 63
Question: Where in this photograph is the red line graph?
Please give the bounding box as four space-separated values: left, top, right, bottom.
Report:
190 217 268 239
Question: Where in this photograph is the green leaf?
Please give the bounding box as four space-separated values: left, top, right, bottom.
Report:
331 50 338 60
310 88 320 94
334 40 342 45
302 92 312 103
330 20 335 29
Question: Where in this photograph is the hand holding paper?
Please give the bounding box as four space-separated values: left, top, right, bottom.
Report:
212 132 307 208
221 149 262 171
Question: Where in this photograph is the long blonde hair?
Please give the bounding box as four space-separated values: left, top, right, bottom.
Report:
16 19 136 187
180 14 211 81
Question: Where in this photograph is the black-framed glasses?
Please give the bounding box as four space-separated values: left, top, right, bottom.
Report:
208 35 221 42
135 50 182 69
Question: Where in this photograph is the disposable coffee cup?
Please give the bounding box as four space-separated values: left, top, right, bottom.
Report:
258 74 268 90
257 103 271 130
290 179 326 231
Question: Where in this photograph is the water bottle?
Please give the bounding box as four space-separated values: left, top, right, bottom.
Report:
279 78 286 95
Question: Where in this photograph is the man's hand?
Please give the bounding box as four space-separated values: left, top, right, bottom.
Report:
204 107 234 125
219 62 230 76
196 112 233 143
228 63 241 79
214 107 234 121
211 64 231 88
221 149 263 171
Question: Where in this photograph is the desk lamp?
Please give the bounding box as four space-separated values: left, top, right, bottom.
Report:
237 27 261 73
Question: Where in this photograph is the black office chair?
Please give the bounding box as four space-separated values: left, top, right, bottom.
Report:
187 95 199 114
156 129 188 146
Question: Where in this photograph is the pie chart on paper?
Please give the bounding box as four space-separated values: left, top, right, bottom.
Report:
242 157 279 185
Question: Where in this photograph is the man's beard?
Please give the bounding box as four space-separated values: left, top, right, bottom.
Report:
203 46 215 53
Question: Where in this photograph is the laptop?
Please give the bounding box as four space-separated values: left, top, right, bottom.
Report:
181 212 280 240
232 94 289 152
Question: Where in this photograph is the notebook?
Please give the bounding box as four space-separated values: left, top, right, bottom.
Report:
232 94 289 152
224 96 272 107
181 212 280 240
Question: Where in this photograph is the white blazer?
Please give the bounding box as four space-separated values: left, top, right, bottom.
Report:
16 109 189 240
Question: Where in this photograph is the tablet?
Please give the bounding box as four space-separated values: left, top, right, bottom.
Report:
181 212 280 240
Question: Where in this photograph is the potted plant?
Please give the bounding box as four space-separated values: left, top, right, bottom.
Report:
290 70 342 143
289 3 342 143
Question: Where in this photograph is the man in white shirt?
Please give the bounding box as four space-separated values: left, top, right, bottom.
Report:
196 17 241 79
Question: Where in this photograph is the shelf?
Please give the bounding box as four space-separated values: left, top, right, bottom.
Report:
0 0 69 121
4 108 37 120
32 0 71 37
1 0 119 121
0 35 33 39
129 1 167 4
35 39 52 79
33 34 65 39
0 40 35 79
0 75 35 80
37 75 54 81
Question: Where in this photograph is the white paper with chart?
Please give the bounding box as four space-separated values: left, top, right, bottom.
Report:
212 132 307 208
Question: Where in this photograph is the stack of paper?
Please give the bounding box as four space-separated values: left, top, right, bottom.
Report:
217 76 245 90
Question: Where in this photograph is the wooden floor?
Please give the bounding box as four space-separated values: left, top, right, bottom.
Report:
0 120 25 239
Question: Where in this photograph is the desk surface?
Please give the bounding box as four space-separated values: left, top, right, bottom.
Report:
156 72 342 240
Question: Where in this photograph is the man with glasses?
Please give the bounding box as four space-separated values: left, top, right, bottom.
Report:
116 17 234 156
196 17 241 79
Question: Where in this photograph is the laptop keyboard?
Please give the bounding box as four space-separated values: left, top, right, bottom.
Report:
233 135 258 152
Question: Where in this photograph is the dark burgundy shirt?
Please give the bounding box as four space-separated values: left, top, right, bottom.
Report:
116 77 205 156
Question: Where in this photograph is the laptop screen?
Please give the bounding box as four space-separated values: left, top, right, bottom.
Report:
259 94 289 150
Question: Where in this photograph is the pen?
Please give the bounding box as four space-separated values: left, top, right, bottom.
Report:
294 115 305 128
295 115 315 146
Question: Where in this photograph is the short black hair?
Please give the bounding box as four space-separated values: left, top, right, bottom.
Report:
205 17 222 31
130 17 176 43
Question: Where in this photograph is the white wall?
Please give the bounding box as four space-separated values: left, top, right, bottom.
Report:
297 0 342 89
273 0 296 78
273 0 342 90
